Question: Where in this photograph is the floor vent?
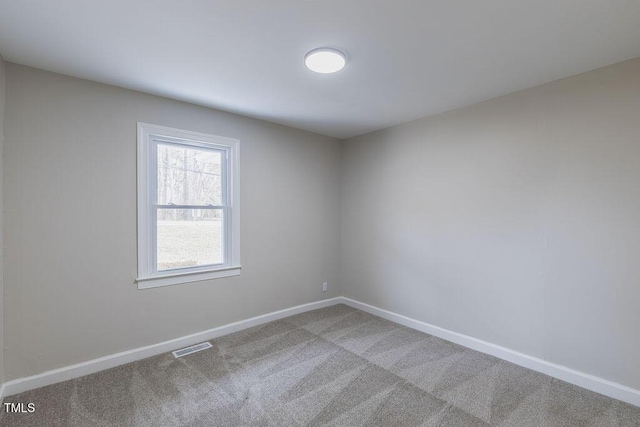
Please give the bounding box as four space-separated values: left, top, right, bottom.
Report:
172 342 212 358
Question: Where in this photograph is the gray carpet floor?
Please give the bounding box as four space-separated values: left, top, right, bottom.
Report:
1 304 639 426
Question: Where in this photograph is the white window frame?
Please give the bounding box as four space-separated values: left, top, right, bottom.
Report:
136 123 240 289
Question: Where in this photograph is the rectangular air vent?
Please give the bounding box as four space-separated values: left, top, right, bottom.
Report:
172 342 212 358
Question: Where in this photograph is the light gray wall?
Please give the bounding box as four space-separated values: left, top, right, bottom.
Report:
3 64 342 381
0 55 5 384
341 57 640 390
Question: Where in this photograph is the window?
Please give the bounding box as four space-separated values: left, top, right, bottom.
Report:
136 123 240 289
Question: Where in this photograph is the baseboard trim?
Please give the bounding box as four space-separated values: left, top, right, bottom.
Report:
340 297 640 408
4 296 639 408
2 297 343 398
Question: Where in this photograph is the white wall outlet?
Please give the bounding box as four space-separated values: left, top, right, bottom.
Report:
322 282 328 292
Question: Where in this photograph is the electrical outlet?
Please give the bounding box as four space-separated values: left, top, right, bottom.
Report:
322 282 328 292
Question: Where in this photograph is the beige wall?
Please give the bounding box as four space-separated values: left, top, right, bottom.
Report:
3 64 342 381
0 55 5 384
341 58 640 390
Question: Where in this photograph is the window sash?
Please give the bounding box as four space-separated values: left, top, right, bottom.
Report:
154 207 227 272
155 205 226 209
154 139 228 208
149 137 231 275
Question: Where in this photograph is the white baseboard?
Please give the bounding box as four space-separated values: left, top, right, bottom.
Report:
2 297 342 398
340 297 640 408
3 296 639 408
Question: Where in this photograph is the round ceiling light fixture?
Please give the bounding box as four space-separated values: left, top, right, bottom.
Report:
304 48 347 74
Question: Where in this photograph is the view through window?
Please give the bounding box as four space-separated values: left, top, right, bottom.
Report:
156 143 225 270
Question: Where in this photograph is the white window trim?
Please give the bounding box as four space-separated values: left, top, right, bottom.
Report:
136 123 240 289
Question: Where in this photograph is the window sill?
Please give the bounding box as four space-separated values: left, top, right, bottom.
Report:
136 266 241 289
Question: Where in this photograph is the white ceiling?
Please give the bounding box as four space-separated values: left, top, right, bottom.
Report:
1 0 639 139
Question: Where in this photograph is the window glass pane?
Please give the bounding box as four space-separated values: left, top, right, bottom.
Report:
157 143 223 206
157 209 223 271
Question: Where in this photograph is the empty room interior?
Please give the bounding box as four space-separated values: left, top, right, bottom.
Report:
0 1 640 425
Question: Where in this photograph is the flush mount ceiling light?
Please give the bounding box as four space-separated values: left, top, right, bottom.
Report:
304 48 347 74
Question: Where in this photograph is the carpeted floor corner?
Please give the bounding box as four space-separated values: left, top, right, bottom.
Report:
1 304 639 426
